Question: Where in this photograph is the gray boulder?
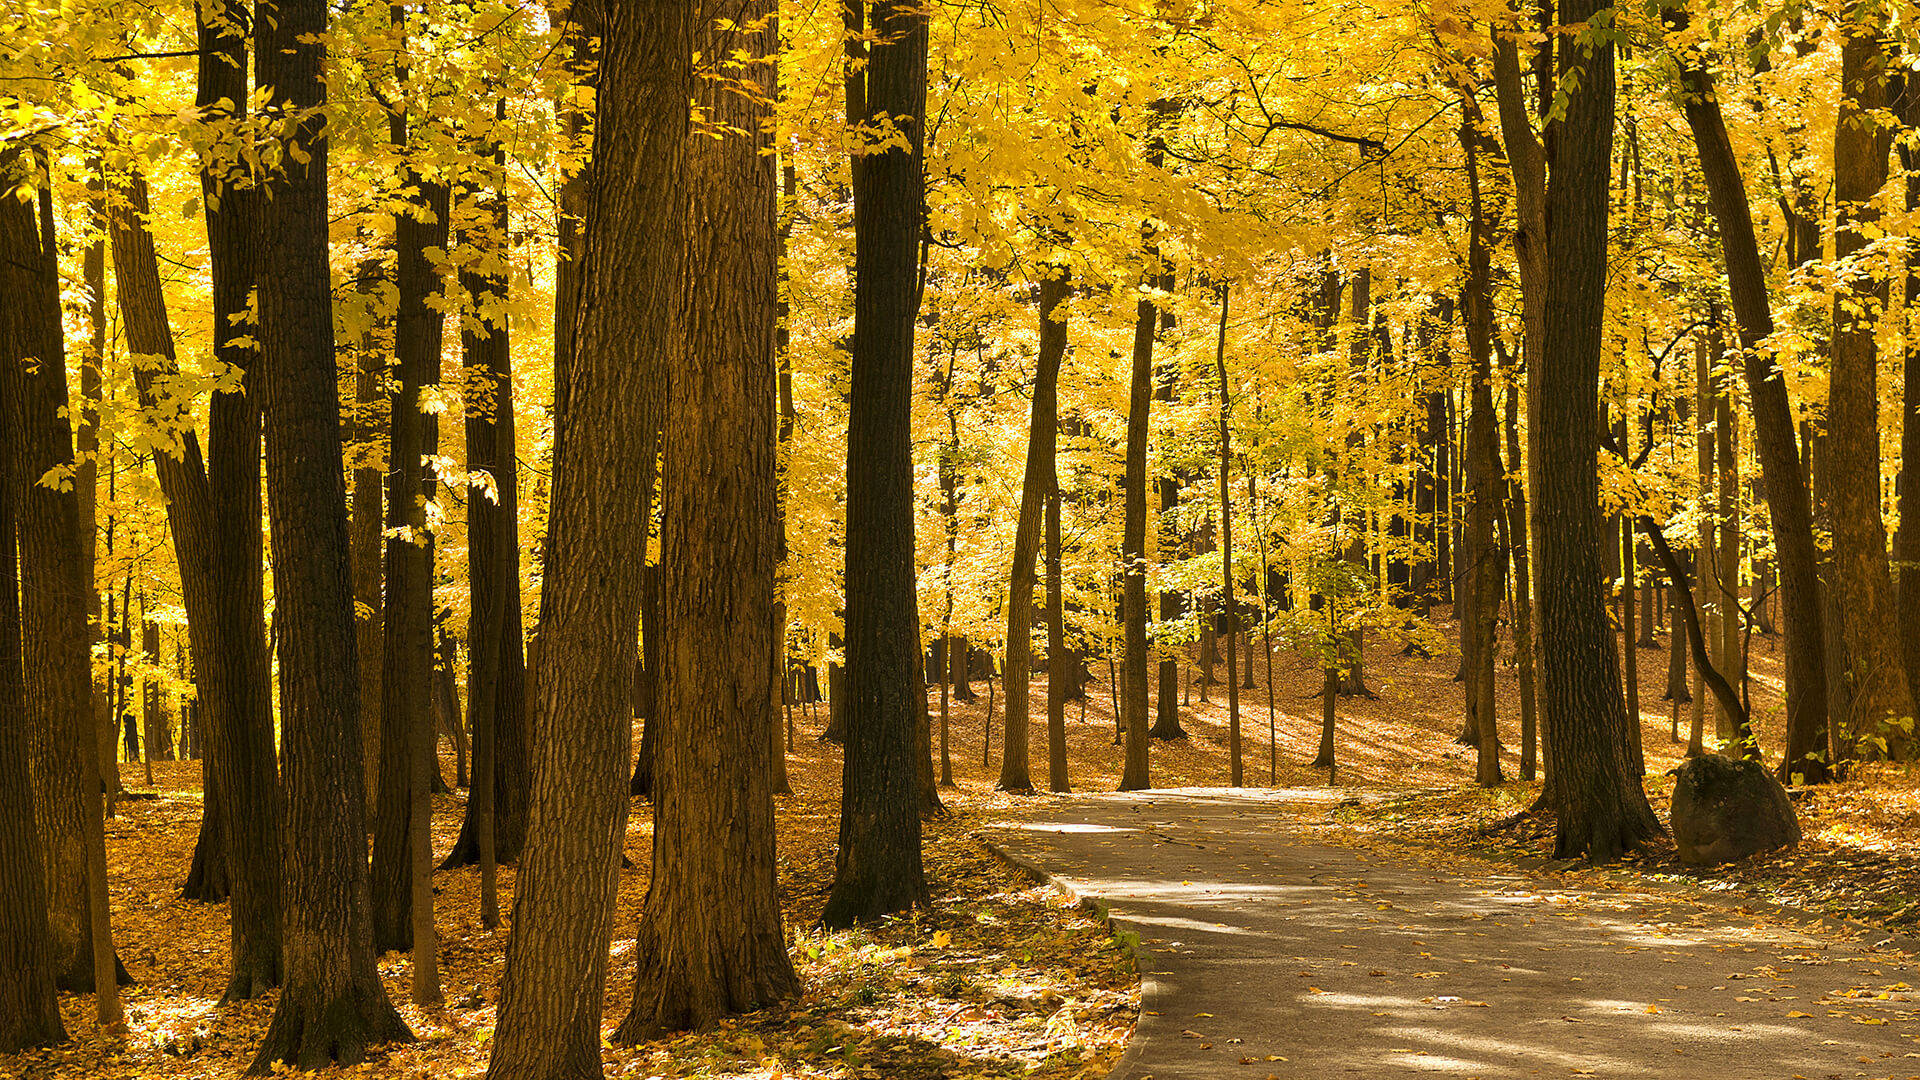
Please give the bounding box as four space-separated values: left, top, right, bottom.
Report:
1669 755 1801 866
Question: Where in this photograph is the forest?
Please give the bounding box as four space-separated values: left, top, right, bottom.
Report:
6 0 1920 1077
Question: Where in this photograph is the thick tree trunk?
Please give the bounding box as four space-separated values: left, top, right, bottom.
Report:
1536 0 1661 861
488 0 678 1074
0 273 66 1052
1826 10 1915 754
2 155 125 1011
249 0 412 1065
617 4 797 1031
999 263 1069 793
192 10 283 993
824 0 932 927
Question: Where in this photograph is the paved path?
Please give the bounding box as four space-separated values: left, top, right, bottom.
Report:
980 789 1920 1079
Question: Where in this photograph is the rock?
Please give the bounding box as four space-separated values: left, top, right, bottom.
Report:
1669 755 1801 866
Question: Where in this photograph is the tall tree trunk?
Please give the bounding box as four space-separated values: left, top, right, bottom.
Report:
999 262 1069 793
1714 377 1740 741
1661 24 1844 771
2 151 125 1013
0 242 67 1052
1459 114 1504 788
80 162 114 811
488 0 678 1073
1046 472 1070 793
617 4 798 1030
193 1 283 995
350 251 386 803
456 98 515 928
248 0 412 1064
1536 0 1660 861
1215 282 1243 786
371 20 451 950
1896 77 1920 712
1826 5 1915 754
1119 249 1157 792
824 0 931 928
1491 28 1549 792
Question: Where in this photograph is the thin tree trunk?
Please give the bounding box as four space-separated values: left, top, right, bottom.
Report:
1046 474 1070 792
1120 248 1157 791
1215 281 1242 786
999 262 1069 792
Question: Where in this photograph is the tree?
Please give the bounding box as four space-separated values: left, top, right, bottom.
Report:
999 260 1070 794
1 149 124 1017
1213 281 1242 786
107 145 281 999
1119 248 1157 792
616 4 799 1031
1534 1 1661 861
1663 23 1832 777
1825 4 1915 755
371 15 451 950
822 0 932 928
249 0 412 1064
0 196 66 1056
484 0 686 1073
457 96 519 928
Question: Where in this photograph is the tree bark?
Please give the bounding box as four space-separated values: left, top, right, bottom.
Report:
1460 115 1504 788
1119 249 1157 792
0 241 66 1053
617 3 798 1030
1535 0 1661 861
999 262 1069 793
486 0 681 1073
248 0 412 1064
371 41 451 949
1826 6 1915 753
824 0 932 927
2 152 125 1012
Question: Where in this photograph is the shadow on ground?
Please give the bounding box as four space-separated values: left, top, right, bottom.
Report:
982 788 1920 1079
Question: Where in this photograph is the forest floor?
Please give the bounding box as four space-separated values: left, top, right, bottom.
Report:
10 604 1920 1079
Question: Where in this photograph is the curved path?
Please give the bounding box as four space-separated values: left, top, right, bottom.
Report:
980 789 1920 1079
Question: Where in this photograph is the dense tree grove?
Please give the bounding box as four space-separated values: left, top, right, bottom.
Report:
6 0 1920 1070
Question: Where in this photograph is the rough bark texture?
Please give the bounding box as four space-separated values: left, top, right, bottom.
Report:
2 154 124 1001
823 0 932 928
249 0 412 1065
0 247 66 1053
1826 14 1916 752
485 0 679 1074
371 124 450 953
999 264 1069 793
615 0 799 1035
1536 0 1661 861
